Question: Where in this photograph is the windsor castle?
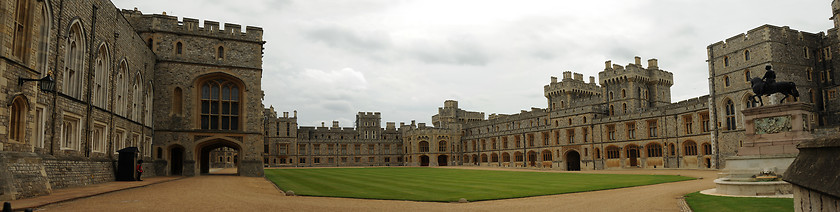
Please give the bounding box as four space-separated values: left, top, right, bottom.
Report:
2 0 839 201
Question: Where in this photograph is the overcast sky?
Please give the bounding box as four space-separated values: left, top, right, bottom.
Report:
113 0 832 127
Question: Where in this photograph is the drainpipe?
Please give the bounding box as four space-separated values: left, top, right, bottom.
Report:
84 4 98 158
49 0 66 156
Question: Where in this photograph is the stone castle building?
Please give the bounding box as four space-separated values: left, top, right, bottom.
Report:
0 0 263 200
3 0 840 203
263 1 840 171
265 58 713 170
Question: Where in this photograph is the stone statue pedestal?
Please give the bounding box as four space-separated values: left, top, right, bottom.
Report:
739 102 814 157
712 102 815 196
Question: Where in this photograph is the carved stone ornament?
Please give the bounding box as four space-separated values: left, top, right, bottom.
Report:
754 115 792 134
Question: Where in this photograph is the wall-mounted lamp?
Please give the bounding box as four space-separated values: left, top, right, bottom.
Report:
19 72 55 92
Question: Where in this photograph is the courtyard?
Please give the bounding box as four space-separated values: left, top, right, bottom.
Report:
265 167 693 202
36 168 718 211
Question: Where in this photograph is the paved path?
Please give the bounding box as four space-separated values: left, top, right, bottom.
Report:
36 168 718 212
8 176 180 210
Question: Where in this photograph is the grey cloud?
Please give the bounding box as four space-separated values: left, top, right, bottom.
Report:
305 26 391 52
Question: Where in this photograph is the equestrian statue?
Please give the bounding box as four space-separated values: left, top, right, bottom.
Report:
749 65 799 106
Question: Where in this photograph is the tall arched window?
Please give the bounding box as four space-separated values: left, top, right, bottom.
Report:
418 141 429 152
725 99 736 130
744 50 751 61
621 89 626 98
94 44 110 108
132 75 142 121
12 0 32 60
200 77 241 130
438 140 446 152
9 96 28 142
37 3 52 75
64 21 85 99
609 105 614 116
684 140 698 156
173 87 183 115
116 61 128 116
145 82 153 124
724 56 729 67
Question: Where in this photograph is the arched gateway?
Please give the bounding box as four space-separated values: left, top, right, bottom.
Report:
197 139 242 175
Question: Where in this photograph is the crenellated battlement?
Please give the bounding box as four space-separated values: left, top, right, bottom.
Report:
544 71 600 98
598 56 673 86
121 8 263 43
707 24 823 55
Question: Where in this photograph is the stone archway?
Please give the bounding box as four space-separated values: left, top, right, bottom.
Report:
169 145 185 176
420 155 430 166
566 150 581 171
437 155 448 166
196 139 242 175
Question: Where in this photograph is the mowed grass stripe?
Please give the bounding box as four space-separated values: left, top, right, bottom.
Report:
265 167 693 202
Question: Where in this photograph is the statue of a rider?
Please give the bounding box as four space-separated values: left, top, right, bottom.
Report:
762 65 776 93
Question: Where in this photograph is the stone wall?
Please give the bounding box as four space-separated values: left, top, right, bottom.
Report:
43 157 114 190
0 152 119 201
0 152 50 200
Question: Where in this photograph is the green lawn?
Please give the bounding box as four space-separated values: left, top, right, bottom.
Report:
264 167 693 202
685 192 793 212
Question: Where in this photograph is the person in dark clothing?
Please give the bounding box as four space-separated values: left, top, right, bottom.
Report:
763 65 776 92
136 160 144 181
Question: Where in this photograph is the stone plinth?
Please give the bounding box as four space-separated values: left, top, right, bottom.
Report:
740 102 815 156
714 102 815 197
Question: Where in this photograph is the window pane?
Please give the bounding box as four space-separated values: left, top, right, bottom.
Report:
232 87 239 100
201 115 209 129
211 101 219 114
201 101 209 114
210 116 218 129
222 102 230 115
202 85 210 99
222 86 230 100
231 117 238 130
231 103 239 115
222 116 229 130
211 86 219 100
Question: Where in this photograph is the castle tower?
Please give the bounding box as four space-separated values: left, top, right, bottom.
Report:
543 71 601 111
598 57 673 116
122 10 266 177
357 112 382 139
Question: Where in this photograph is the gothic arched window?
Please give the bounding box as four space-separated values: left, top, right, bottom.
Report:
200 78 241 130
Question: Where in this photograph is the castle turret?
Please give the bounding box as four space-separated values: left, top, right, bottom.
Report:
598 56 673 115
544 71 601 111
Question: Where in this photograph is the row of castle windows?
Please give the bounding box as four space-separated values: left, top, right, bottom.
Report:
601 141 711 159
148 39 225 59
290 143 402 155
465 140 710 163
724 67 833 89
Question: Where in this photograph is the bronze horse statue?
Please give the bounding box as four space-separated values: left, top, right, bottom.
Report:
749 77 798 106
